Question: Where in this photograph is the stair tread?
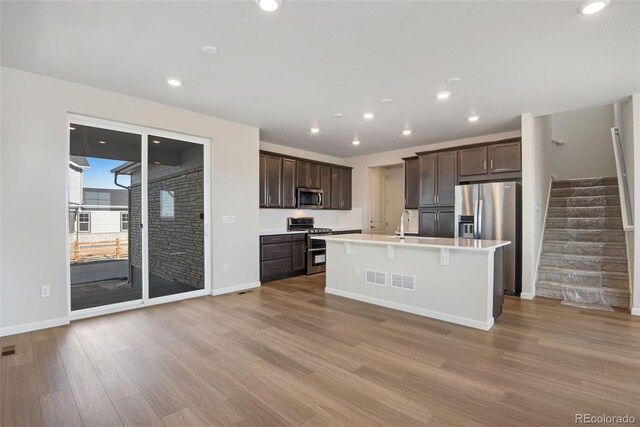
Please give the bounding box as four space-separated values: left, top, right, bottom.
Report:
537 265 628 278
549 195 620 199
543 240 626 246
536 281 630 296
539 253 628 262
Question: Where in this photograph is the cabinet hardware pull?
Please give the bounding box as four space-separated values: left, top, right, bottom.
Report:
490 159 493 170
483 160 487 170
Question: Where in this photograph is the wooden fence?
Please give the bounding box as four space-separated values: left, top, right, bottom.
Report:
70 239 129 263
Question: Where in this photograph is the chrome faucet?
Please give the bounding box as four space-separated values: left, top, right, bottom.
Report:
399 209 412 239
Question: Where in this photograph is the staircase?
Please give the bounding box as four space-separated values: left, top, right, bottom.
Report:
536 177 630 308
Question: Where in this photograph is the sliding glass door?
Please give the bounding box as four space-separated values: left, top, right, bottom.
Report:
68 115 209 316
147 135 205 299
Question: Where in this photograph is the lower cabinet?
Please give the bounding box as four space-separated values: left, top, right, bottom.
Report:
419 208 455 238
260 234 307 282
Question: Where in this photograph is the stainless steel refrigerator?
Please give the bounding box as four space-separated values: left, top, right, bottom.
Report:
454 182 522 295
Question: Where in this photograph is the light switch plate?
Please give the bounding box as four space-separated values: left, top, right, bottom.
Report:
222 215 236 224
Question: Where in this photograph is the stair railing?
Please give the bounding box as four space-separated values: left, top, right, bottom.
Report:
611 127 633 230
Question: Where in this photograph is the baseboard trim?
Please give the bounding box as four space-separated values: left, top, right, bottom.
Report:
0 316 70 337
631 307 640 316
325 287 494 331
211 281 261 296
520 292 536 300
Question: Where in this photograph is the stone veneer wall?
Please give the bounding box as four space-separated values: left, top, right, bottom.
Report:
129 167 204 288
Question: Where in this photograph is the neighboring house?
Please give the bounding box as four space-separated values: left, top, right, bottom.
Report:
69 157 129 244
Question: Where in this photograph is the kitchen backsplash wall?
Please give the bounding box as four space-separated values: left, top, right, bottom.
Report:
260 207 363 232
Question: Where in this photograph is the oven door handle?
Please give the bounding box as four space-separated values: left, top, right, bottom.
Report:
307 247 326 252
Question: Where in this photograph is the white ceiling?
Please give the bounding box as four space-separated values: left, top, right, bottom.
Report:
2 1 639 157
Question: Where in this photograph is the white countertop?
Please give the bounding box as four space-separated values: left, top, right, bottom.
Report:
260 226 363 236
313 233 510 252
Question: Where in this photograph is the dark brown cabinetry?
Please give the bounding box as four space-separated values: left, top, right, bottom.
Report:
320 165 332 209
259 154 283 208
458 145 488 177
457 139 522 182
489 141 521 174
404 157 420 209
260 233 306 282
419 208 455 238
282 158 297 208
418 150 457 208
331 166 352 210
260 150 352 210
297 161 321 189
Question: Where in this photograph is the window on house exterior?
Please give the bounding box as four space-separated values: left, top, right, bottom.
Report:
78 212 90 232
121 212 129 231
85 191 111 207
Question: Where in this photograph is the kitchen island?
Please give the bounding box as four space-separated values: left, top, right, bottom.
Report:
313 234 510 330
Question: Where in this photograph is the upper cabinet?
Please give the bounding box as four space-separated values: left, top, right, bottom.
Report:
403 157 420 209
320 164 332 209
489 141 521 174
259 151 352 210
297 161 321 189
458 139 522 182
260 154 283 208
458 145 488 177
330 166 352 210
418 150 457 207
282 158 297 208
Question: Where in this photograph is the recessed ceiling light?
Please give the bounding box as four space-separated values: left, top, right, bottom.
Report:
256 0 281 12
310 127 320 134
578 0 610 14
69 126 75 130
437 91 452 100
363 112 375 120
402 129 413 136
446 77 462 85
352 139 361 146
333 113 344 118
201 45 219 55
467 115 480 122
380 98 393 104
166 78 182 87
152 140 161 144
98 140 107 144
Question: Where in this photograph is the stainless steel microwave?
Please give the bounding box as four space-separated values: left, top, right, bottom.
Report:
297 188 324 209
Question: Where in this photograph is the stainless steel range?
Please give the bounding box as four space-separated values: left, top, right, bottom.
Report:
287 217 332 274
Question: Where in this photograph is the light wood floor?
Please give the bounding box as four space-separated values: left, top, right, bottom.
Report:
1 274 639 426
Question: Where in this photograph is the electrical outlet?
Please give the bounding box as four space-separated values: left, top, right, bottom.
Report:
223 263 229 272
354 268 360 277
41 285 50 298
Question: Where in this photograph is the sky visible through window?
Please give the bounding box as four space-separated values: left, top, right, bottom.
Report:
83 157 131 189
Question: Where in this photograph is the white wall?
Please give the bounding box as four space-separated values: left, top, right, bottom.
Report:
260 141 344 166
632 93 640 315
87 210 125 234
548 104 616 180
68 167 83 204
0 67 260 334
343 130 522 236
521 113 552 299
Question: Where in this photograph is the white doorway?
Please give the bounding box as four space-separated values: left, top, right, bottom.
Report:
383 164 405 235
67 114 211 320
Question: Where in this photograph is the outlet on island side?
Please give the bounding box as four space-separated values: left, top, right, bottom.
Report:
354 268 360 277
223 263 229 272
41 285 50 298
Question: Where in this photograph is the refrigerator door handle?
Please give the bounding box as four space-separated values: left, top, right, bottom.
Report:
477 199 483 239
473 200 479 239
